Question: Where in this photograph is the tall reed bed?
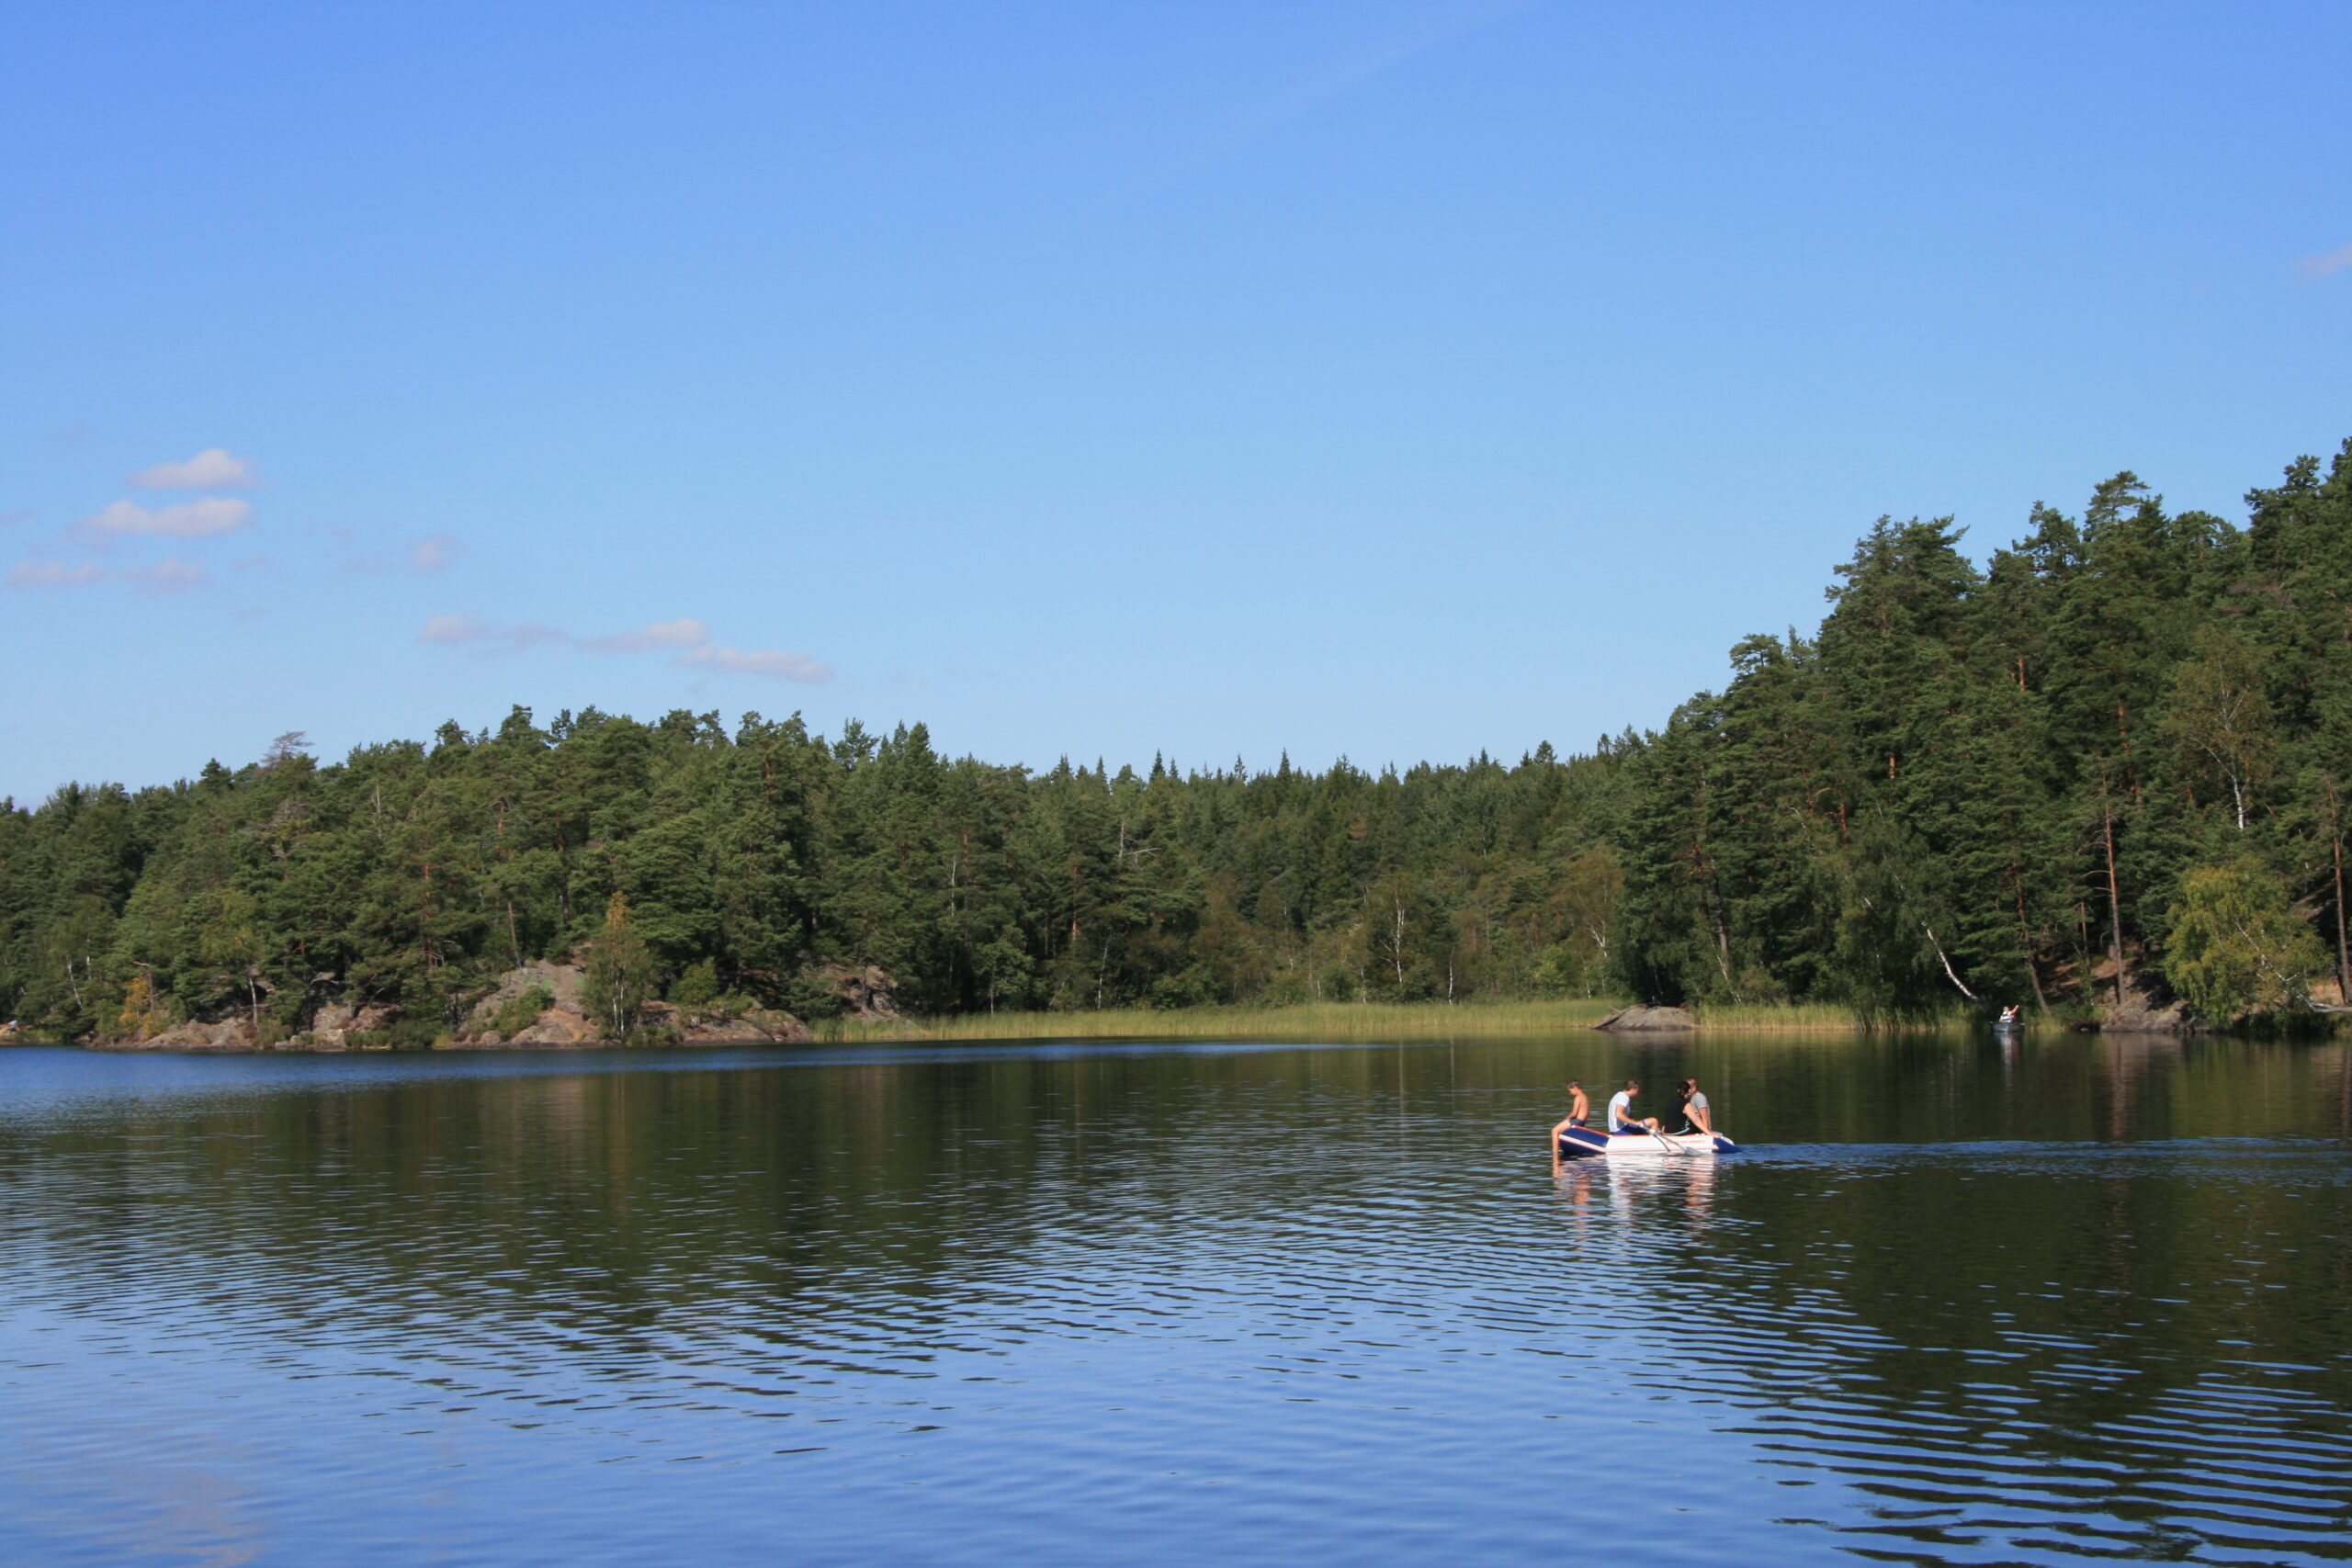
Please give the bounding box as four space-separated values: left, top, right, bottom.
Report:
801 997 1966 1044
1691 1001 2068 1032
1683 1001 1873 1032
809 998 1626 1044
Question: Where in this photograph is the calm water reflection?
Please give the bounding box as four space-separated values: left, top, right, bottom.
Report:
1 1032 2347 1566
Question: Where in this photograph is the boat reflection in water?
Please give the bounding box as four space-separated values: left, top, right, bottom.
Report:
1553 1152 1721 1243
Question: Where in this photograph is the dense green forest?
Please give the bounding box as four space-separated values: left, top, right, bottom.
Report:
6 441 2350 1041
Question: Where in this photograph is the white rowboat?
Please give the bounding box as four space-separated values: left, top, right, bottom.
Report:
1557 1125 1736 1158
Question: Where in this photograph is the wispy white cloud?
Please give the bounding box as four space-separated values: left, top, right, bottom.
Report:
1142 2 1529 189
418 613 567 649
419 612 831 681
0 510 30 527
80 496 254 540
2294 242 2352 280
410 533 459 571
337 531 463 574
129 557 209 592
7 560 105 588
127 447 262 490
8 556 210 591
674 644 831 682
582 617 710 652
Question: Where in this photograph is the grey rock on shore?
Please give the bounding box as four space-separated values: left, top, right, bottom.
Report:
1592 1004 1698 1032
442 962 810 1047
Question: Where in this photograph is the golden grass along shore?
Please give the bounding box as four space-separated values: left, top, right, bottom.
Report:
805 998 1949 1044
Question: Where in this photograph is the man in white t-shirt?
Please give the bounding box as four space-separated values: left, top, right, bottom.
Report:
1607 1079 1660 1135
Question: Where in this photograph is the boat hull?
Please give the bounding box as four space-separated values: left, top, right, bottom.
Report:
1556 1126 1736 1158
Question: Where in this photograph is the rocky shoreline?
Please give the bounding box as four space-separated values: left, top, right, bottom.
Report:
78 959 812 1054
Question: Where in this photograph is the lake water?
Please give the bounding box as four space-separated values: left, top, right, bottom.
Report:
2 1032 2347 1566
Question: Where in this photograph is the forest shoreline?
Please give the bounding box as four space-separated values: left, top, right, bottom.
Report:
12 997 2222 1053
10 442 2351 1045
803 998 2343 1043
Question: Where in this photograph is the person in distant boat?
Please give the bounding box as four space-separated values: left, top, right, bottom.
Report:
1551 1081 1594 1170
1997 1004 2020 1025
1608 1079 1660 1135
1551 1080 1591 1145
1672 1077 1713 1135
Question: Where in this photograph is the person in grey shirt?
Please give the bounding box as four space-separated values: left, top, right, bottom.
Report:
1671 1077 1713 1135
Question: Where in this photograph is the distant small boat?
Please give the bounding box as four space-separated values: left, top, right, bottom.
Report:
1557 1125 1736 1159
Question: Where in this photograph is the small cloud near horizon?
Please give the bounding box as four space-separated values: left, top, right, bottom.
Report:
419 613 831 681
338 531 461 574
9 556 210 591
581 616 709 652
675 644 831 682
418 613 568 649
2293 242 2352 280
7 560 104 588
410 533 459 571
79 497 254 541
136 557 209 592
127 448 263 490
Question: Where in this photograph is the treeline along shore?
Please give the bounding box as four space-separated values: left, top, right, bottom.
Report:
6 441 2352 1049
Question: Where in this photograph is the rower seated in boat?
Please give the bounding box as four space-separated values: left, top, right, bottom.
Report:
1608 1079 1660 1135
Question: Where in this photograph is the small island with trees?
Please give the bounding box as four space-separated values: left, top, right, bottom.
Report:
5 441 2349 1048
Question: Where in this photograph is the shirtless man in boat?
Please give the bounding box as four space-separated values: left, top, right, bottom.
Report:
1550 1081 1591 1148
1608 1079 1661 1135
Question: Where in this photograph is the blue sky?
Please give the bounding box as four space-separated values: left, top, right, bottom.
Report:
4 1 2348 802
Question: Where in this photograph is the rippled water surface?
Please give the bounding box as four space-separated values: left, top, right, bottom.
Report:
3 1032 2349 1565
